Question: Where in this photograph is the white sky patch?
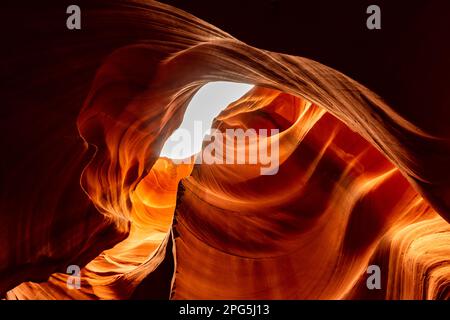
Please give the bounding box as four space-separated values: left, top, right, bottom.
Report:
160 81 253 160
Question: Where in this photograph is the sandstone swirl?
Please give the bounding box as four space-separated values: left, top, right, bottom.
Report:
2 1 450 299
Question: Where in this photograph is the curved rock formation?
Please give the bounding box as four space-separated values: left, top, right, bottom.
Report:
2 0 450 299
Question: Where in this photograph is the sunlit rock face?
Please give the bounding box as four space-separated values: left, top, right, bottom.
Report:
2 1 450 300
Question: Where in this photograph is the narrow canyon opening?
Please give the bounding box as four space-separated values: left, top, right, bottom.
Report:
160 81 254 161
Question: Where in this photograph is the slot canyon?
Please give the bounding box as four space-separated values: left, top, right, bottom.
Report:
2 0 450 300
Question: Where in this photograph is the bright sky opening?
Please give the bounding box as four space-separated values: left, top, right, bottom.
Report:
160 81 253 159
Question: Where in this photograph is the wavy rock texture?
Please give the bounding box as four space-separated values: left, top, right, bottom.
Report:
2 0 450 299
